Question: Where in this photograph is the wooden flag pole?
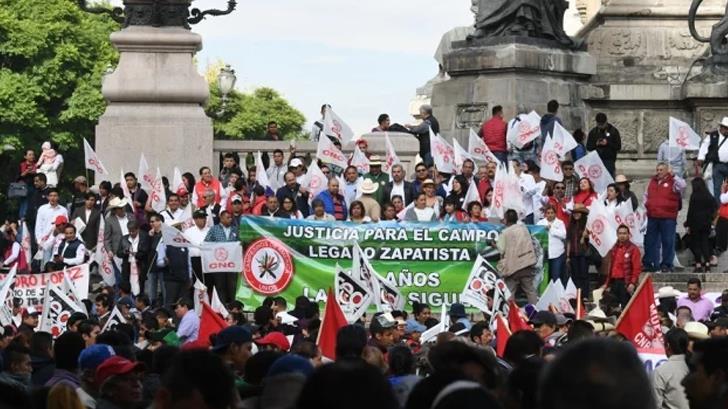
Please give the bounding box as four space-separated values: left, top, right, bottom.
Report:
615 273 651 328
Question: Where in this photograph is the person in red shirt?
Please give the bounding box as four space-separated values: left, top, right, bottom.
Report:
602 225 641 307
572 177 597 207
546 181 570 226
479 105 508 164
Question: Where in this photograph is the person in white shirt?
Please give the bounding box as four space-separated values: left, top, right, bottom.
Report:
404 193 437 222
538 206 567 285
266 149 288 191
53 224 86 268
512 160 538 224
343 166 362 206
697 117 728 199
184 210 210 284
34 188 68 246
160 194 185 226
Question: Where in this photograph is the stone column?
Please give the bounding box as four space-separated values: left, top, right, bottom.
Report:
95 26 212 182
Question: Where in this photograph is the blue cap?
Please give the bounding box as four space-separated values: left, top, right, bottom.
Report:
405 320 427 334
449 303 467 319
78 344 116 371
267 354 314 378
211 326 252 352
117 297 134 308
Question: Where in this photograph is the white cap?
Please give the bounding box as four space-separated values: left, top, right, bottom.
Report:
290 158 303 167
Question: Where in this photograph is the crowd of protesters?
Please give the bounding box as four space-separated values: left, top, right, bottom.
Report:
0 101 727 409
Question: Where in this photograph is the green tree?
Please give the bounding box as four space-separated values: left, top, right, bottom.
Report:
0 0 119 214
204 66 307 140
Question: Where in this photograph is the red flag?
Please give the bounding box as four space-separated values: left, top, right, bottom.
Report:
197 302 228 347
615 275 665 354
317 288 348 360
495 314 512 358
507 300 531 333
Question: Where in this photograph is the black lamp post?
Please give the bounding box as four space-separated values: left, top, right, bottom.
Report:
77 0 236 29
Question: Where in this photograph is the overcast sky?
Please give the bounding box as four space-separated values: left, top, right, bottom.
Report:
109 0 474 136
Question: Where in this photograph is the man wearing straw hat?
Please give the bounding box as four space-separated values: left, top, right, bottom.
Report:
358 179 381 222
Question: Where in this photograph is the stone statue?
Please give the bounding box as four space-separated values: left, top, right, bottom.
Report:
689 0 728 64
468 0 573 47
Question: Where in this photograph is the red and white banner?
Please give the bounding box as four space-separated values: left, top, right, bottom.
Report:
95 217 116 287
552 122 578 157
468 128 499 164
83 138 109 176
201 242 243 274
192 278 210 316
507 111 541 149
0 264 90 313
350 145 370 174
335 262 373 323
669 116 701 151
430 128 455 174
540 134 563 182
614 202 647 246
383 132 400 175
161 223 194 248
489 162 508 219
302 160 328 198
574 151 614 193
461 255 510 316
323 107 356 145
149 167 167 213
120 169 132 202
586 197 618 257
138 153 154 192
453 138 474 174
616 275 665 355
316 134 348 169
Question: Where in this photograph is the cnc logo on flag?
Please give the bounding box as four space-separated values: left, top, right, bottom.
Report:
201 242 243 274
591 219 605 236
215 248 228 262
517 122 538 143
494 181 504 208
544 150 559 167
588 165 602 179
243 238 294 295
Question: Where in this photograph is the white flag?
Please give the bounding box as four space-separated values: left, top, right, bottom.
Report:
201 242 243 274
129 258 140 296
507 111 541 149
504 165 524 216
463 178 482 209
302 160 328 198
453 138 474 174
101 305 128 333
83 138 109 176
138 153 154 191
669 117 701 151
316 133 348 169
574 151 615 193
255 151 274 195
352 242 404 311
421 305 449 344
0 266 17 326
172 167 186 195
149 167 166 213
540 134 564 182
351 145 370 174
20 221 31 268
586 197 618 257
614 202 647 247
461 255 510 315
383 132 401 175
161 223 194 248
564 278 578 300
211 287 230 319
193 279 209 316
120 169 132 202
323 107 356 145
468 128 499 164
335 263 373 323
430 128 456 174
95 218 116 287
39 282 85 338
552 122 578 157
489 162 508 219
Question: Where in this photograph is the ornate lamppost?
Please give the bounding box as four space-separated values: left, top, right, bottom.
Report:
217 64 237 114
78 0 236 29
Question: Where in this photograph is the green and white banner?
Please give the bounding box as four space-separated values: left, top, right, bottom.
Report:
236 216 548 310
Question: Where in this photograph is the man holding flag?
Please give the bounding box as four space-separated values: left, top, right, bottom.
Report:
602 225 641 307
405 104 439 166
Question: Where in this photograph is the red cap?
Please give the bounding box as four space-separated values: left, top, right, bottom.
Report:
356 139 368 147
176 187 189 197
95 356 145 386
255 331 290 351
53 215 68 225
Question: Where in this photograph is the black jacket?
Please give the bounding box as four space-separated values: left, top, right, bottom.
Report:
71 206 102 249
409 115 440 161
383 181 417 206
586 123 622 162
118 233 151 281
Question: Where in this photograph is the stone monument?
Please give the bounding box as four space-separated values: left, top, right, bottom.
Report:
431 0 596 143
77 0 236 181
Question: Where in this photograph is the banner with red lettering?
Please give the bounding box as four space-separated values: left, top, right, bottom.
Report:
668 117 701 151
83 138 109 176
430 128 455 173
0 264 90 313
574 151 614 193
149 167 167 213
507 111 541 149
302 161 328 198
453 138 474 174
351 145 370 174
552 122 578 157
316 134 348 169
468 128 499 164
616 275 665 355
383 132 400 175
138 153 155 192
540 134 563 182
586 198 618 257
323 107 356 145
161 223 194 248
201 242 243 274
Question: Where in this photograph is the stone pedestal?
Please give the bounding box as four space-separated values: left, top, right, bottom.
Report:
431 38 596 144
95 26 212 183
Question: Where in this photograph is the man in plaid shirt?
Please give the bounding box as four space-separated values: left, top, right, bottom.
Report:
204 211 239 303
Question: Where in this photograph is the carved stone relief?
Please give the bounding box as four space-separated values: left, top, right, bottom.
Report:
456 104 489 129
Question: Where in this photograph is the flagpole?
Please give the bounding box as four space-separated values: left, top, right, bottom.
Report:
576 288 582 318
614 273 651 328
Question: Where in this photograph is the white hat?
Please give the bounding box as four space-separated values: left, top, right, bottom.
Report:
108 197 129 209
360 179 378 194
720 117 728 128
684 321 710 340
289 158 303 167
657 286 681 299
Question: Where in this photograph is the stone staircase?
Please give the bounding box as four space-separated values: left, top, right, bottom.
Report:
651 272 728 292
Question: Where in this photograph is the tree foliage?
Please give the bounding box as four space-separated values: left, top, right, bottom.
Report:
0 0 119 212
204 65 307 140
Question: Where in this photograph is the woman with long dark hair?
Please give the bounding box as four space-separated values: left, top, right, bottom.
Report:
567 204 590 298
573 177 597 207
686 177 717 272
446 175 469 211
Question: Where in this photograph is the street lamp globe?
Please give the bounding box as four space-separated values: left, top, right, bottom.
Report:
218 64 237 97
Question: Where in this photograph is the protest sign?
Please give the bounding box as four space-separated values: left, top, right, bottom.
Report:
552 122 578 157
237 217 547 310
39 282 85 338
460 255 510 316
138 153 154 192
101 305 127 333
617 275 666 372
201 242 243 274
161 223 194 248
316 134 348 169
453 138 474 174
302 161 328 198
586 198 618 257
383 132 400 175
0 264 90 312
575 151 615 193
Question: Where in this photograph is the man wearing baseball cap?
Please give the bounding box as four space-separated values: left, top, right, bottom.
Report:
255 331 290 352
77 344 116 409
95 356 145 409
212 326 253 387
